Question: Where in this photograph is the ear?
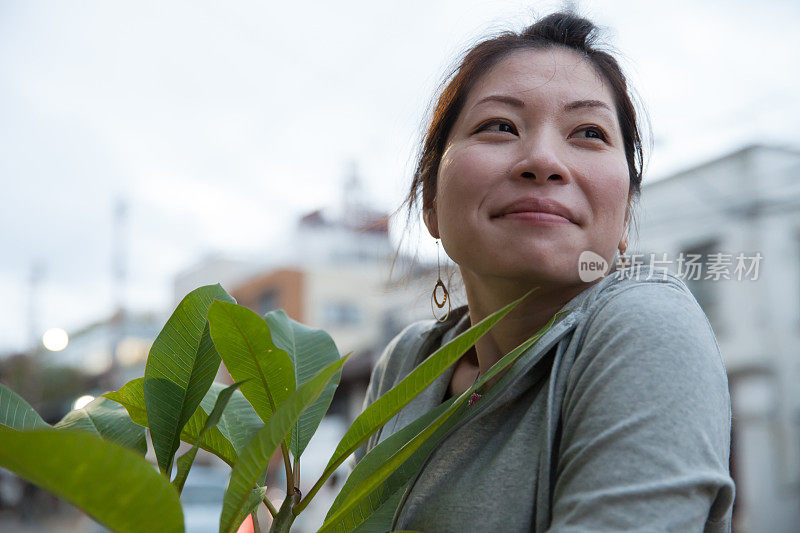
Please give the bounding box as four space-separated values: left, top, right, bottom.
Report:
618 201 631 253
618 230 629 254
423 205 440 239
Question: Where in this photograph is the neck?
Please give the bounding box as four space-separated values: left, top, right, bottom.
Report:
460 269 594 378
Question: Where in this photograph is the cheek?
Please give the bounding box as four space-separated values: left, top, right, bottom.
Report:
434 146 496 255
437 145 504 207
582 161 630 232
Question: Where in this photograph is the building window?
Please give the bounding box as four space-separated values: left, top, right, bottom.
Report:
323 301 362 327
797 229 800 329
681 239 720 329
257 290 278 316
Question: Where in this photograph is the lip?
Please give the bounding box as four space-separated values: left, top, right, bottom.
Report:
492 197 576 224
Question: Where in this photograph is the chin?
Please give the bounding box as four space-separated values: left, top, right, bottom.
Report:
474 256 579 285
520 267 582 286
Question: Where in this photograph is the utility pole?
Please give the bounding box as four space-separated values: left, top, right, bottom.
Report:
342 158 372 232
27 261 45 355
561 0 579 13
108 197 128 390
26 260 45 406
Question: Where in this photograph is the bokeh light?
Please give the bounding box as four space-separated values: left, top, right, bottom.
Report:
42 328 69 351
72 395 95 410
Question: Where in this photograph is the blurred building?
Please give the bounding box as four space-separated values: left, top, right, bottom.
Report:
172 175 438 522
173 173 437 422
40 310 161 385
635 143 800 532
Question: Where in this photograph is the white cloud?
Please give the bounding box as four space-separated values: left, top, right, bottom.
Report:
0 0 798 353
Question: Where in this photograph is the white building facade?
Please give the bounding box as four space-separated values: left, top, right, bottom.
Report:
173 206 437 417
634 144 800 532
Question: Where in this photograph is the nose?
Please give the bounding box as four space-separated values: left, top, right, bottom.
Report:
510 133 571 183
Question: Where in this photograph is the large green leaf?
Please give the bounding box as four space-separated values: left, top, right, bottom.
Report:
55 396 146 455
264 309 342 460
318 311 568 533
105 378 261 466
172 381 244 493
0 382 49 430
321 394 469 533
349 489 405 533
332 399 456 533
219 355 349 533
198 381 263 454
144 283 235 475
235 486 269 530
207 301 296 428
295 288 536 514
0 427 183 533
325 398 454 524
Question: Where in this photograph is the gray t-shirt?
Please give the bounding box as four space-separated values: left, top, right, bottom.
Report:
354 266 735 532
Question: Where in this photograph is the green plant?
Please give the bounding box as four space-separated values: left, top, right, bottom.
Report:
0 283 565 532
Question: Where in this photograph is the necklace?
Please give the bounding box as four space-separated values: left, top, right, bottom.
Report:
468 371 483 407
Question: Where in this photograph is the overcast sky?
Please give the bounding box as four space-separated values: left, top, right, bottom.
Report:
1 0 798 355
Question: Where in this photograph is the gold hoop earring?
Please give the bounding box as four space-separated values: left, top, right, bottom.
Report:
431 239 451 323
616 248 628 270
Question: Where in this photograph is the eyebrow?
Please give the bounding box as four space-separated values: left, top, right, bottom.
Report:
473 95 614 114
563 99 614 113
474 94 525 108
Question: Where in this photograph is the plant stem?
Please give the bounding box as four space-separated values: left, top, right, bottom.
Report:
252 510 261 532
263 497 278 518
294 468 329 515
269 488 300 533
279 441 293 495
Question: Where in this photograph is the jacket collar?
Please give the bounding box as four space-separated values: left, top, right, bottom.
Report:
441 271 622 342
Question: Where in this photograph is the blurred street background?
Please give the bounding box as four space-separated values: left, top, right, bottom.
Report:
1 0 799 531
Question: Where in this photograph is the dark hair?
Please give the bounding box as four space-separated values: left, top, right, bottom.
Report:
389 11 649 284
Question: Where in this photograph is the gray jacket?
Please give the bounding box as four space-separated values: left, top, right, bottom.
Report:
354 266 735 532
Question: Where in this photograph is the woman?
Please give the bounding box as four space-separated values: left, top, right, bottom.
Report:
354 12 735 532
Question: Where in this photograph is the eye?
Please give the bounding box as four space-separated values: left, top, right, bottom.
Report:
573 125 608 142
475 119 518 135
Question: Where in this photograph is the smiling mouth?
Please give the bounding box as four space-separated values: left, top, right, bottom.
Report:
492 196 577 224
494 211 573 225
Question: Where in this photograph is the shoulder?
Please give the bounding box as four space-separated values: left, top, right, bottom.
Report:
551 266 735 529
366 306 469 399
576 265 720 355
565 264 731 419
583 265 706 315
353 307 468 465
369 320 434 389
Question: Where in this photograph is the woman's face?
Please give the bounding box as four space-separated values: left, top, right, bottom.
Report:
425 47 631 286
